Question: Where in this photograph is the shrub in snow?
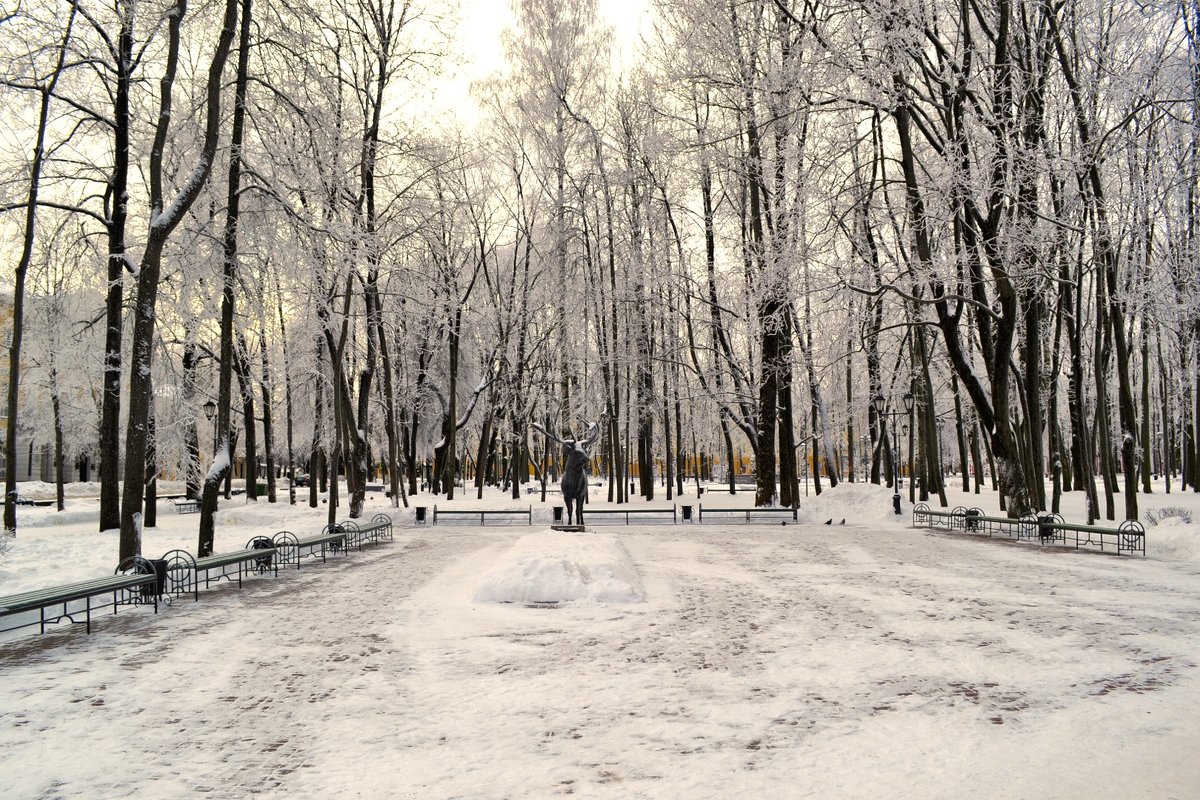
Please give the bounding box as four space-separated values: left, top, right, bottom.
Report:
1145 506 1193 526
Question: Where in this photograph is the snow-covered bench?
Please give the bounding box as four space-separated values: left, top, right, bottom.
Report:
914 503 1146 556
432 506 532 526
697 505 797 523
328 514 393 549
271 529 348 569
158 538 278 601
1037 519 1145 556
576 506 680 525
0 572 158 636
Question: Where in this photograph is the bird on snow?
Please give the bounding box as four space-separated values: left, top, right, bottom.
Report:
840 518 845 525
824 518 832 525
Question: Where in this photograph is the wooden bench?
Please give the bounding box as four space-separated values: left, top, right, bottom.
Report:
914 504 1023 537
3 494 54 507
913 503 1146 556
432 506 532 526
172 499 200 514
575 506 680 525
697 505 797 523
525 481 600 494
913 504 963 528
1039 519 1146 556
0 573 158 636
160 538 278 601
327 513 393 550
271 529 348 568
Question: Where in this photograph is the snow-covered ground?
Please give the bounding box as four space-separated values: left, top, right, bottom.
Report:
1 478 1199 798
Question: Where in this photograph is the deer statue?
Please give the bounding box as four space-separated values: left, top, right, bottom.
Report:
531 417 603 527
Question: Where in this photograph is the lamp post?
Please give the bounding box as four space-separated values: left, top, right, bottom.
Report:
907 403 916 504
203 399 217 459
936 417 945 479
808 433 818 496
797 430 809 497
873 393 914 514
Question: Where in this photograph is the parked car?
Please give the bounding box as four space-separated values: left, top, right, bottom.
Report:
292 474 309 487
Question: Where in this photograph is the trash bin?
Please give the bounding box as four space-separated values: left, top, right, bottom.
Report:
681 505 693 522
697 487 705 497
132 558 169 599
415 506 427 524
249 536 273 572
122 556 167 600
1037 514 1056 540
553 506 564 523
892 493 902 515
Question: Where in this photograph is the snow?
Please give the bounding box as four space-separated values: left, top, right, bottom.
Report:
206 443 231 481
1 478 1199 798
472 530 646 606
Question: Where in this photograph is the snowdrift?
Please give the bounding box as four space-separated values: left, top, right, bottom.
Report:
796 480 915 528
472 530 646 606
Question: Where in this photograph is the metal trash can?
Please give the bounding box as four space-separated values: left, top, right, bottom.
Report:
1037 514 1056 540
415 506 427 524
553 506 564 523
141 558 168 598
681 505 693 522
249 537 274 572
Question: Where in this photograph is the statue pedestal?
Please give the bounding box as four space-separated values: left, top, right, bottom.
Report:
551 524 587 533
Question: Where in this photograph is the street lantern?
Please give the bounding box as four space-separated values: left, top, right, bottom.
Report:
874 395 905 515
935 417 945 477
903 392 915 504
203 399 217 422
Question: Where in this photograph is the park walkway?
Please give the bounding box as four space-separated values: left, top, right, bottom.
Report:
2 522 1199 798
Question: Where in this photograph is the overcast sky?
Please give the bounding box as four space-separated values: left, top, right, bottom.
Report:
429 0 651 126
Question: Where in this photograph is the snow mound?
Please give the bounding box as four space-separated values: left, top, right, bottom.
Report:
797 481 914 527
472 531 646 606
1143 516 1200 561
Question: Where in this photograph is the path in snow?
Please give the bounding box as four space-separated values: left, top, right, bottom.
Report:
1 522 1199 799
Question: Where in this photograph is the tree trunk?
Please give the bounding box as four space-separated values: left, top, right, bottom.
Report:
233 335 257 501
182 339 202 500
663 373 674 502
196 0 246 556
144 409 157 529
310 342 325 509
51 366 65 512
5 6 77 533
260 330 276 502
777 311 799 505
100 5 133 535
951 372 970 492
274 269 297 504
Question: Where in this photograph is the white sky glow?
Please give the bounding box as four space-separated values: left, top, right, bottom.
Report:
427 0 651 128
